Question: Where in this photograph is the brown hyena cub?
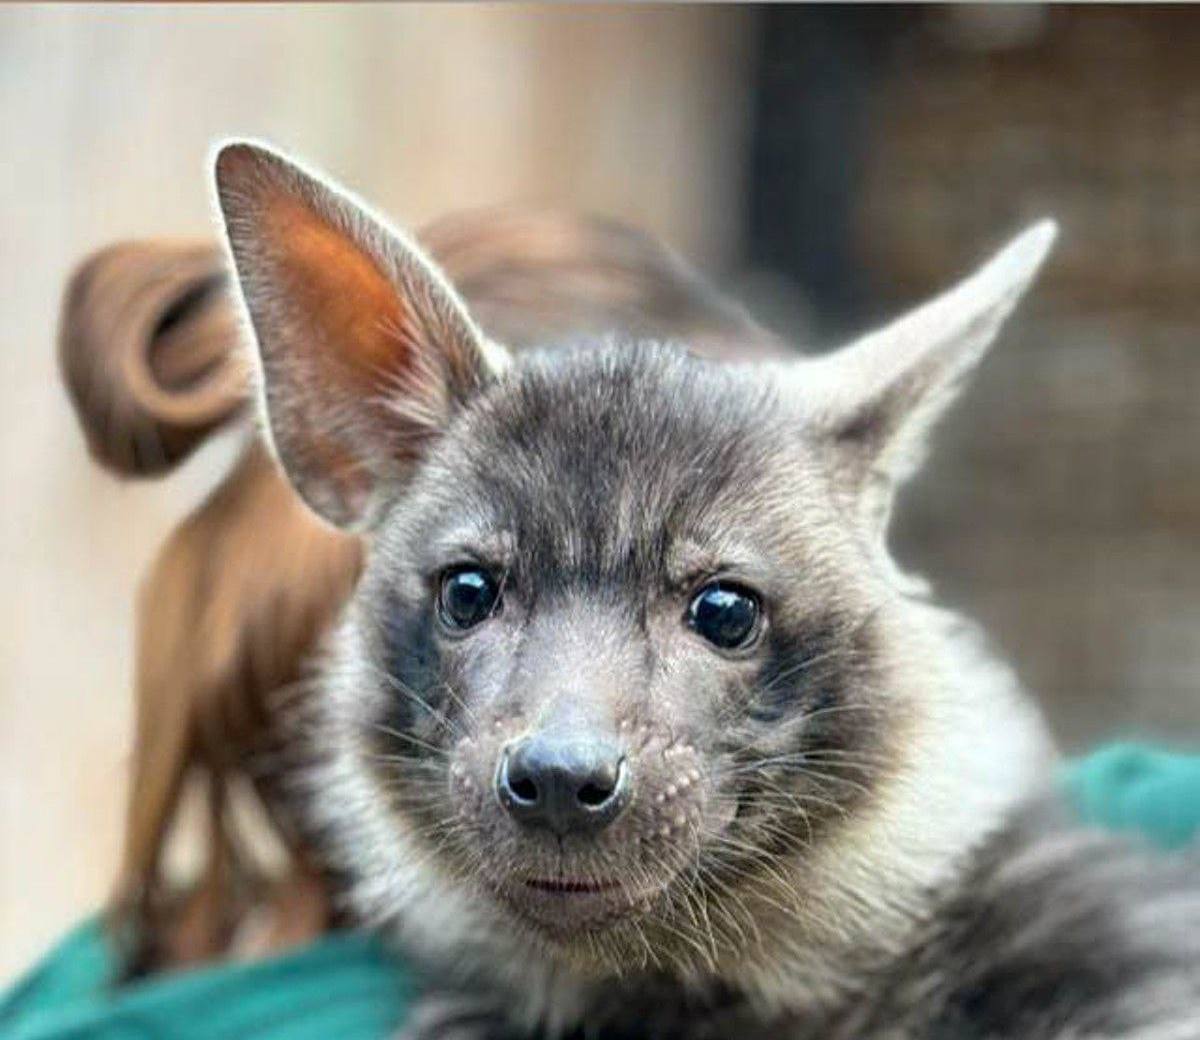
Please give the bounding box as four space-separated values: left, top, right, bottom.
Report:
213 142 1200 1040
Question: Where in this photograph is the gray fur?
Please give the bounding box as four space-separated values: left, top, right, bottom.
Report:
212 142 1200 1040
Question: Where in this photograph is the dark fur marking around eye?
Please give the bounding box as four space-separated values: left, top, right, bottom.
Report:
723 608 888 862
750 613 850 723
375 594 443 757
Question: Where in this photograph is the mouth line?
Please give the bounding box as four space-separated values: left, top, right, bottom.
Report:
489 873 675 934
523 876 621 895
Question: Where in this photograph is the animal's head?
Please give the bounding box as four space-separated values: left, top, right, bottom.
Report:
214 142 1055 1003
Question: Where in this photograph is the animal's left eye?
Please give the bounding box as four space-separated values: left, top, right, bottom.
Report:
687 583 761 650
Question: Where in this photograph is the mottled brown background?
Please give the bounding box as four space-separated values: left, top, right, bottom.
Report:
2 5 1197 981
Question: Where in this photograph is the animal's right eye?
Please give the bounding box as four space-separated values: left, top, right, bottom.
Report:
438 567 501 631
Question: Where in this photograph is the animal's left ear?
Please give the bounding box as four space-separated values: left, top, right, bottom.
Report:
800 221 1057 532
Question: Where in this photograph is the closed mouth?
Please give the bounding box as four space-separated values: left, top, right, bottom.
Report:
494 873 670 933
523 877 621 895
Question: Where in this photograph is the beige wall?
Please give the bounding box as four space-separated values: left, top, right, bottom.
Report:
0 4 754 981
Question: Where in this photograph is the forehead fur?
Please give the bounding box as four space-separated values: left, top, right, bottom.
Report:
400 341 830 586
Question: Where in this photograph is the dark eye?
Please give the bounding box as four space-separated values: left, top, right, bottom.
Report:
687 582 761 650
438 567 501 630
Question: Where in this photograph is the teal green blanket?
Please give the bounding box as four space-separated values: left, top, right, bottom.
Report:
4 743 1199 1040
1064 742 1200 850
0 927 412 1040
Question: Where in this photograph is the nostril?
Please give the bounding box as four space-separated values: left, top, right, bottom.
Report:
500 752 541 806
509 775 538 804
577 781 613 807
577 758 624 809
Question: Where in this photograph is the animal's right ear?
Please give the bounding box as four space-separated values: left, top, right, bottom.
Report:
213 141 507 530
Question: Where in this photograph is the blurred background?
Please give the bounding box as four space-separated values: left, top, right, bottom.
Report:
2 4 1199 981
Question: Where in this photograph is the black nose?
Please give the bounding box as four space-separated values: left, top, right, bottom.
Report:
497 734 629 836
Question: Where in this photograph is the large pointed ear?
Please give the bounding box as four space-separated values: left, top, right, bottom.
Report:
801 221 1057 531
212 141 507 530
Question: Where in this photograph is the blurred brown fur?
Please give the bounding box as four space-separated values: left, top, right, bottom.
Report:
58 208 784 974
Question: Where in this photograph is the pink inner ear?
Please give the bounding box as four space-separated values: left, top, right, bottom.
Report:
248 192 437 522
217 143 492 528
263 193 415 393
